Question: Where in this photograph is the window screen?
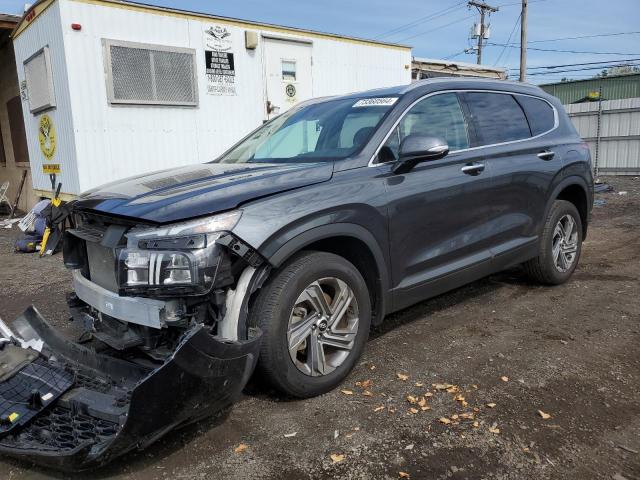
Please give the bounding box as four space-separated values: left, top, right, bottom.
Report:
515 95 556 136
23 47 56 113
105 40 197 106
464 92 531 145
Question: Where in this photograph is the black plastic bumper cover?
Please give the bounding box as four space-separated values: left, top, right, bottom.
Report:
0 307 261 471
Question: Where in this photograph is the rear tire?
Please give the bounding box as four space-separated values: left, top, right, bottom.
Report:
523 200 582 285
249 251 371 398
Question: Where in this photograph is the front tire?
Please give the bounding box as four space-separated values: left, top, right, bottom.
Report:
249 251 371 398
524 200 583 285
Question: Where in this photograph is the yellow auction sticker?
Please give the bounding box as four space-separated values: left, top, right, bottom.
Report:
38 114 56 160
42 163 61 174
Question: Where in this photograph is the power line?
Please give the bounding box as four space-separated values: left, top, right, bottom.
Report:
396 14 476 43
488 43 640 55
443 50 468 60
526 63 640 76
374 2 467 40
500 30 640 45
494 11 521 65
507 58 640 71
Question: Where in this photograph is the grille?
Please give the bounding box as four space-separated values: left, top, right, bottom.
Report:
108 42 197 106
24 47 56 113
0 358 74 436
0 406 119 452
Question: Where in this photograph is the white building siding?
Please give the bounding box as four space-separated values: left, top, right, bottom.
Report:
14 0 412 194
13 1 81 195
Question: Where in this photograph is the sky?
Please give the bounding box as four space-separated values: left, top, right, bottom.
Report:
1 0 639 84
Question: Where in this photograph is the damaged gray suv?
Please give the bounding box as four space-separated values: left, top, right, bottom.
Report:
1 78 593 470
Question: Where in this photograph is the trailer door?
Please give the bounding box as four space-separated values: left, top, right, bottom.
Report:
263 38 312 120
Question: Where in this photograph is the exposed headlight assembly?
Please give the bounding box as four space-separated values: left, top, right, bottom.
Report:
118 211 241 295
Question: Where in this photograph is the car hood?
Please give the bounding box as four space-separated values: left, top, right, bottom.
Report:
75 162 334 223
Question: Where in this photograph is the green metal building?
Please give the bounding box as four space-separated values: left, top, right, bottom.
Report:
540 73 640 104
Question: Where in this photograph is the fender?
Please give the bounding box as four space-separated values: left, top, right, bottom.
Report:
543 174 592 238
266 222 391 324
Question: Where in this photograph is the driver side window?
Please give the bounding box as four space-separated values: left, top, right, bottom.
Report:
379 93 470 162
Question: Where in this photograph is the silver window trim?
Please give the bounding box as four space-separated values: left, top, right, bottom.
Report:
368 89 560 167
23 46 57 114
102 38 199 107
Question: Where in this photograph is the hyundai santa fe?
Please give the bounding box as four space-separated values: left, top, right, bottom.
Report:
0 78 593 469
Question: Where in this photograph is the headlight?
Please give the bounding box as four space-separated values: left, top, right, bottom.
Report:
118 211 241 295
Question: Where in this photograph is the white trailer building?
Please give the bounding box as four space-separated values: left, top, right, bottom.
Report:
11 0 412 200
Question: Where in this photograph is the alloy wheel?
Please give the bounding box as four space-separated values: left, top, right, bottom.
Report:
286 277 359 377
552 214 579 272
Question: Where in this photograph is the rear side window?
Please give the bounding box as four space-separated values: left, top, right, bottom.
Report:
515 95 555 136
464 92 531 145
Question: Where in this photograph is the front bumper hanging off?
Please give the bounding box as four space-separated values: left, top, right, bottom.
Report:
0 306 261 471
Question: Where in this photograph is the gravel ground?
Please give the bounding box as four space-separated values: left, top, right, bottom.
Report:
0 176 639 480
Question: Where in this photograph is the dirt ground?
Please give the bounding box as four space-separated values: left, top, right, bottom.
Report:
0 176 638 480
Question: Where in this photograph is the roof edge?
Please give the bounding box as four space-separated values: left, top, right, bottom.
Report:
13 0 412 51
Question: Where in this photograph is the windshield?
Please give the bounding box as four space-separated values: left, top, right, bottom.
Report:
217 97 398 164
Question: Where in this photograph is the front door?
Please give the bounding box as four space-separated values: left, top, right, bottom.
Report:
263 38 312 120
379 92 495 310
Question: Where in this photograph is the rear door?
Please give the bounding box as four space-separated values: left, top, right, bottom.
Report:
263 38 313 120
461 91 561 261
379 92 495 310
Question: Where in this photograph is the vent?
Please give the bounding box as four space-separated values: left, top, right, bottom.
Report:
105 40 198 106
23 47 56 113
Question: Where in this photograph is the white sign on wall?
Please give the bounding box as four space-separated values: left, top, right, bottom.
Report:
203 25 237 96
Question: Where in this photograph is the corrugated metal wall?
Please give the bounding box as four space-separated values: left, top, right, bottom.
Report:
13 1 81 196
565 97 640 175
541 74 640 105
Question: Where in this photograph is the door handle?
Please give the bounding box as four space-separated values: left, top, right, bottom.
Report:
537 150 555 160
461 163 485 176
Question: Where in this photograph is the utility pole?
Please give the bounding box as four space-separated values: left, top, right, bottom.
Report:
519 0 528 81
468 1 498 65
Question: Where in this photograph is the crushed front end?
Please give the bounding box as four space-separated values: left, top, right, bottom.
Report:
0 208 266 471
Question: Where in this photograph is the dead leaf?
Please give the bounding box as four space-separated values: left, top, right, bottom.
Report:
356 379 373 389
472 421 480 428
417 397 428 408
234 443 248 454
415 382 424 387
406 395 418 404
489 426 500 434
397 373 409 381
486 403 496 408
500 376 509 382
283 432 297 438
439 417 451 425
399 472 411 479
446 386 460 394
421 405 431 411
369 364 376 371
454 394 465 402
374 405 385 412
537 410 552 420
433 383 453 390
341 389 354 395
330 453 345 463
460 412 475 419
462 400 469 407
409 407 419 414
451 414 459 420
424 392 434 397
362 390 374 397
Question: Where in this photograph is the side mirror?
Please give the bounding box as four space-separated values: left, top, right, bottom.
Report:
392 135 449 174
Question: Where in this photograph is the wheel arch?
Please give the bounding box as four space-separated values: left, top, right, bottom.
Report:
545 176 592 239
267 223 390 326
